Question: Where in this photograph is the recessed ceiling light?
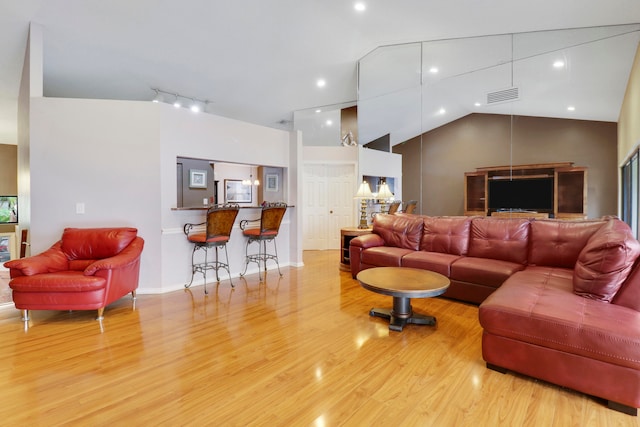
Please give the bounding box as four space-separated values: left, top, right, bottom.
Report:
316 79 326 88
354 2 366 12
315 109 322 113
553 60 565 69
326 119 333 126
567 106 576 111
429 67 439 74
438 108 446 115
474 102 481 107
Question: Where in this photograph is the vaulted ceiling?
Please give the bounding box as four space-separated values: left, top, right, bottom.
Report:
1 1 639 145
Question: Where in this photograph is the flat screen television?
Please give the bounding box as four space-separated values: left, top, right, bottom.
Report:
488 178 553 212
0 196 18 224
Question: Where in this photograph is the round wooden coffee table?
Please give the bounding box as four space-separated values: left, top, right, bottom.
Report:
357 267 450 331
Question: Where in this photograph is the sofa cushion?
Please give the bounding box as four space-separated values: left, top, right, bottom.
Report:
62 227 138 260
467 218 530 264
573 219 640 302
420 216 471 255
402 251 463 276
528 219 605 268
450 256 525 288
372 214 423 251
480 267 640 370
361 246 414 267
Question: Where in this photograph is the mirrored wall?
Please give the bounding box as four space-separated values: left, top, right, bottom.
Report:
358 24 640 218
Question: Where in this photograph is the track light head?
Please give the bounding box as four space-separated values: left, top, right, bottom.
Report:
152 89 163 103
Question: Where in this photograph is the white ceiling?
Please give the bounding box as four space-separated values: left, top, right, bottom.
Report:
1 0 639 145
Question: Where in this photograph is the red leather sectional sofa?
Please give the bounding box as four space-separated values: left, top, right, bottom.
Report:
349 213 640 414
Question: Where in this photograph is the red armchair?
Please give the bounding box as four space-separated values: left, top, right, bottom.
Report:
3 227 144 331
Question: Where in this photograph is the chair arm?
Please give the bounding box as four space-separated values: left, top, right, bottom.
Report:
239 218 260 230
350 233 385 249
84 237 145 276
3 242 68 276
184 222 205 235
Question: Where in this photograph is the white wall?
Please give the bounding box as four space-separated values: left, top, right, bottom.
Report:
29 97 163 289
28 98 296 292
358 146 403 199
158 103 292 292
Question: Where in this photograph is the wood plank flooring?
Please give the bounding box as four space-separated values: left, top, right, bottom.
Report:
0 250 638 426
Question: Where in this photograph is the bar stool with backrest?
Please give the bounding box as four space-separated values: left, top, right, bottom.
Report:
239 202 287 281
183 203 239 294
404 200 418 214
387 201 401 214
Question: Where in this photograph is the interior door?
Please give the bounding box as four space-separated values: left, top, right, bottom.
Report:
303 163 355 250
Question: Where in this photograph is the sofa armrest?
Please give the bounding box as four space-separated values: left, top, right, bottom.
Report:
3 242 68 276
84 237 145 276
350 233 385 249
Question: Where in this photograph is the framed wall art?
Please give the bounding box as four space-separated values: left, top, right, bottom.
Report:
189 169 207 188
266 174 278 192
225 179 252 203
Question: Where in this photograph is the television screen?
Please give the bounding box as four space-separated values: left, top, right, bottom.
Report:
488 178 553 211
0 196 18 224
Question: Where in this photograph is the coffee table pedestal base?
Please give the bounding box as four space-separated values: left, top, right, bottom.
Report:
369 296 436 331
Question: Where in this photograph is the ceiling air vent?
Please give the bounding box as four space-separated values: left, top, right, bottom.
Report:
487 87 519 104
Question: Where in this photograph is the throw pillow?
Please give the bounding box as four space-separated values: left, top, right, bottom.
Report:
574 219 640 302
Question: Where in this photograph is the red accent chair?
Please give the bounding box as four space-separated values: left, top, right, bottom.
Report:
3 227 144 331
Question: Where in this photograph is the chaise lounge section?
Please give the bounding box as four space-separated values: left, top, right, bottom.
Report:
349 213 640 414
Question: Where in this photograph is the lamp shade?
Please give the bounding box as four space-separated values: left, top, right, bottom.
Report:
355 181 373 198
377 183 393 200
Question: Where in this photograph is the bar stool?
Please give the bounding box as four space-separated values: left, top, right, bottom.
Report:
239 202 287 281
184 203 239 294
404 200 418 214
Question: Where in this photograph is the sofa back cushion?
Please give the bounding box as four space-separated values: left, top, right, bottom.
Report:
528 220 605 268
62 227 138 260
574 219 640 302
372 214 423 251
420 216 472 255
467 218 530 264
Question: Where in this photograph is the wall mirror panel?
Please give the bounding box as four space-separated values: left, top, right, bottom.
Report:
359 24 640 217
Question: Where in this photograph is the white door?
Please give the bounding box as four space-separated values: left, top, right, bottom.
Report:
303 163 355 250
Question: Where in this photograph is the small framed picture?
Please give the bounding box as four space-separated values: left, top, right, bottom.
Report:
266 174 278 192
225 179 252 203
189 169 207 189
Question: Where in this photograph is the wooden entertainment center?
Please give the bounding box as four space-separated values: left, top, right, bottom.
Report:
464 162 587 219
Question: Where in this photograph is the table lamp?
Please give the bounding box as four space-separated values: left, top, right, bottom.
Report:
377 182 394 213
354 180 373 229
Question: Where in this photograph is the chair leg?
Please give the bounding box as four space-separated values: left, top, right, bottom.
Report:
222 244 234 288
131 290 137 310
239 238 252 277
185 244 198 289
271 238 283 277
97 307 105 333
203 246 209 295
21 309 30 331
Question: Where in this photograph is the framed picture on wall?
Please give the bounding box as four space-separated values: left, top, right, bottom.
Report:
225 179 252 203
266 174 278 192
189 169 207 189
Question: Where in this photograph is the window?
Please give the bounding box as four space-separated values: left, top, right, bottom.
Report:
621 152 639 238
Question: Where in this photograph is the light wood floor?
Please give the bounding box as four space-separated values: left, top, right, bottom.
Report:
0 250 638 426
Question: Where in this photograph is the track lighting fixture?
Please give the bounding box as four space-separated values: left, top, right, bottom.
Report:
152 89 163 103
151 88 210 113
